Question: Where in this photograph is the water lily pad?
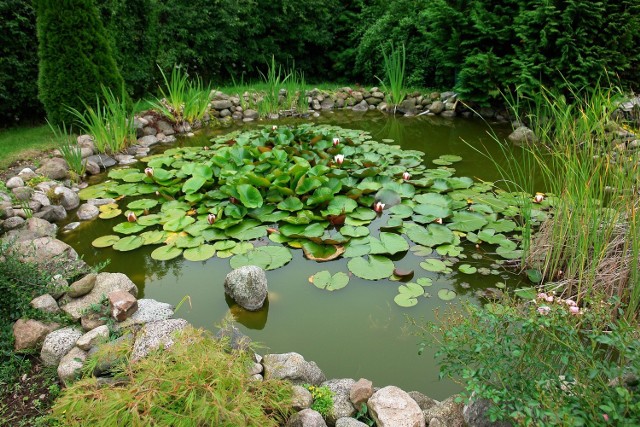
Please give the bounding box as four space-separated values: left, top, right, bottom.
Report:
420 258 447 272
437 289 457 301
302 241 344 261
448 211 488 232
236 184 264 208
229 249 272 270
406 224 454 247
99 209 122 219
258 246 293 270
394 282 425 307
113 222 146 235
183 244 216 262
175 235 205 249
112 235 145 252
92 235 120 248
151 245 183 261
340 225 370 238
277 197 304 212
140 230 168 245
369 232 409 255
458 264 477 274
325 196 358 215
416 277 433 287
137 214 163 226
347 255 394 280
163 216 196 232
310 271 349 291
127 199 158 210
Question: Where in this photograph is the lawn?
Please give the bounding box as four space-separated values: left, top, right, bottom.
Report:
0 124 55 169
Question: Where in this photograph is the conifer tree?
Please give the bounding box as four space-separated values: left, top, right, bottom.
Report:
36 0 124 125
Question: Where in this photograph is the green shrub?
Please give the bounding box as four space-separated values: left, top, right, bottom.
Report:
304 384 334 418
415 297 640 425
49 327 293 426
36 0 125 125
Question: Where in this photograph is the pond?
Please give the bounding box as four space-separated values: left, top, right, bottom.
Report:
59 110 525 400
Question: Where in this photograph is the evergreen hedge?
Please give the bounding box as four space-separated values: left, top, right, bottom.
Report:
36 0 124 125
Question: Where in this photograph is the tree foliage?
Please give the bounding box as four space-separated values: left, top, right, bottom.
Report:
36 0 124 125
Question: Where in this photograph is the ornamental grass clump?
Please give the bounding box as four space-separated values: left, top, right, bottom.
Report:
414 296 640 426
152 65 211 127
48 327 293 426
377 43 406 109
47 121 85 180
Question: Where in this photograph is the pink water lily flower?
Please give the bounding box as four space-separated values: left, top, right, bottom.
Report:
434 218 443 224
402 171 411 181
127 212 137 222
334 154 345 165
144 167 154 177
207 213 217 225
332 137 340 146
537 305 551 315
533 193 544 203
373 201 385 213
272 125 278 131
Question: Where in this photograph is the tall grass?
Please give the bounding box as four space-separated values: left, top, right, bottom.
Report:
257 56 291 117
480 83 640 319
377 43 406 109
67 85 136 154
47 120 85 180
152 65 211 125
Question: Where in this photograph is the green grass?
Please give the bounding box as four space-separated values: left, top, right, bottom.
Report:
0 124 55 169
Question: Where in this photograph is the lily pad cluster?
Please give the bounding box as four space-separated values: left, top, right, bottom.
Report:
80 124 544 307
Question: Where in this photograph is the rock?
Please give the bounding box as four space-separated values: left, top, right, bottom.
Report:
25 217 56 237
68 273 97 298
36 158 69 180
429 101 445 114
322 378 357 424
350 378 374 408
224 266 268 311
463 394 512 427
76 203 99 220
138 135 159 147
445 101 457 111
3 216 25 230
30 294 60 313
118 299 174 328
142 126 157 136
108 289 138 321
248 362 263 376
86 154 117 169
244 109 259 119
368 386 425 427
81 313 107 331
76 325 110 351
423 395 465 427
508 126 538 146
212 100 233 110
49 274 69 299
80 147 94 158
6 176 24 189
286 409 328 427
87 198 116 206
440 91 456 101
77 134 94 146
478 107 495 119
115 154 136 165
292 385 314 411
441 110 457 118
18 168 37 181
262 352 326 386
84 160 101 175
0 203 14 219
321 98 335 110
61 272 137 320
130 318 189 361
87 333 133 376
10 236 82 271
408 391 438 411
41 327 83 366
352 100 369 112
399 98 417 114
365 97 382 106
12 186 33 201
156 120 175 135
57 346 87 385
312 99 322 110
54 186 80 210
335 418 369 427
13 319 59 351
33 205 67 222
215 323 252 351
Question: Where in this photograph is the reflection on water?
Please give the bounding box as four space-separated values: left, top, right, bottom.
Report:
59 111 521 400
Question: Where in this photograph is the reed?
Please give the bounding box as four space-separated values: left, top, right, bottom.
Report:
152 65 211 125
378 43 406 109
46 120 85 180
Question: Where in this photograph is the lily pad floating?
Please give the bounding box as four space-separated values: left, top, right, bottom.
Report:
98 208 122 219
112 235 145 252
229 246 292 271
394 282 425 307
347 255 394 280
416 277 433 287
151 245 183 261
302 241 345 262
92 235 120 248
458 264 477 274
437 288 457 301
127 199 159 210
309 271 350 291
113 222 146 235
183 244 216 262
420 258 448 273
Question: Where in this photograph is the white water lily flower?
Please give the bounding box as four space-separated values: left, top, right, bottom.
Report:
144 167 154 177
402 171 411 180
333 137 340 146
373 201 385 213
334 154 345 165
207 213 217 225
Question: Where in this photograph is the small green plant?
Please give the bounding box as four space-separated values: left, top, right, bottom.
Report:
377 43 406 109
355 403 375 426
304 384 334 418
47 120 85 180
152 65 211 126
49 327 293 426
414 296 640 426
67 84 136 154
257 56 292 117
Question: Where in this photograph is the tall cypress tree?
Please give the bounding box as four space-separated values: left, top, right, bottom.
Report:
36 0 124 125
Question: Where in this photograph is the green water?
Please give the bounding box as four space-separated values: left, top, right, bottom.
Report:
60 111 523 400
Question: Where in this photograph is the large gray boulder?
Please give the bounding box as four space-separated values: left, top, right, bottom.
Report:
13 319 59 351
61 272 137 320
292 385 314 411
422 395 465 427
6 176 24 189
86 154 117 169
25 217 57 237
10 236 83 271
54 186 80 210
131 318 188 361
3 216 25 230
68 273 97 298
224 266 268 311
57 346 87 385
117 299 174 328
33 205 67 222
368 386 425 427
429 101 445 114
352 100 369 112
508 126 538 146
463 394 512 427
335 418 369 427
41 327 83 366
76 325 110 351
350 378 374 408
408 391 439 411
286 409 328 427
321 378 357 425
36 158 69 180
30 294 60 313
262 352 326 386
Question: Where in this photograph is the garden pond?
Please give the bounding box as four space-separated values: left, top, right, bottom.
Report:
59 111 538 400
